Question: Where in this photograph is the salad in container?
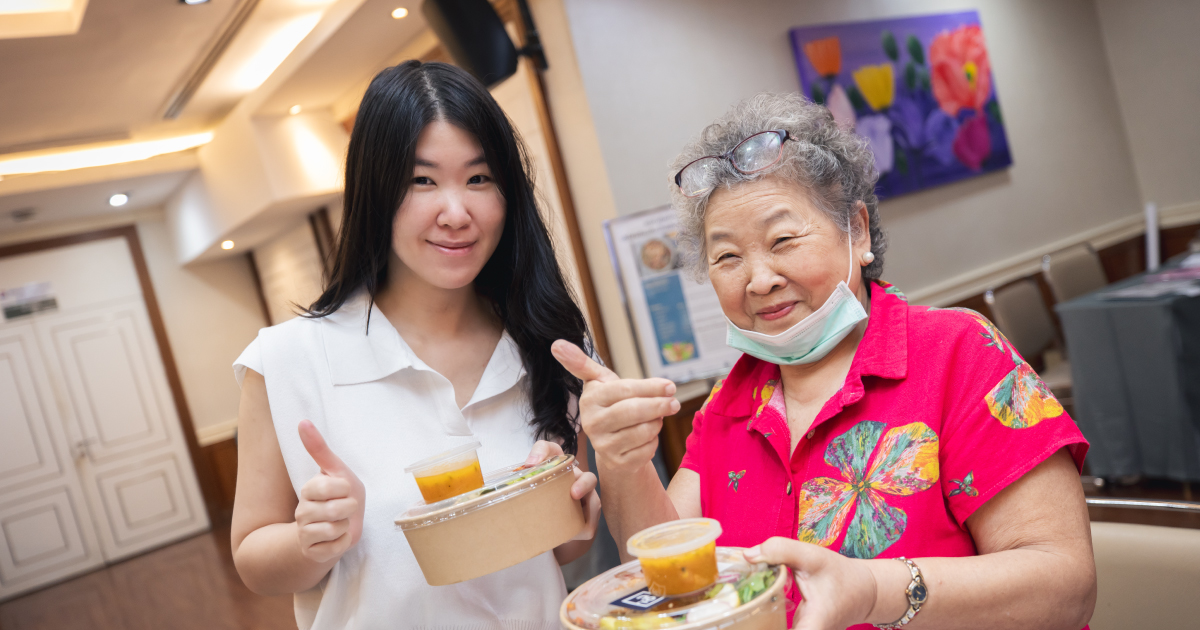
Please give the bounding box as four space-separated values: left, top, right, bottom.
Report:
395 454 584 585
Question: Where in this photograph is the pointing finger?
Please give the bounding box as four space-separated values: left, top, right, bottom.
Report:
551 340 618 384
299 420 350 476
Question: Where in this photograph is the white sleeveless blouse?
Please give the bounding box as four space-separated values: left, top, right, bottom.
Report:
234 294 566 630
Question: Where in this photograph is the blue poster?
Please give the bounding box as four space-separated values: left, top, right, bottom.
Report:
642 273 698 365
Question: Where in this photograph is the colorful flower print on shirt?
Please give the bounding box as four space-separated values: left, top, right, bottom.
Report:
934 308 1065 429
728 470 746 492
754 379 778 417
986 363 1064 429
796 421 939 559
700 378 726 413
948 472 979 497
876 280 908 302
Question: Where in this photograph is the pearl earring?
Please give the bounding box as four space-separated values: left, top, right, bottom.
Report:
861 251 875 265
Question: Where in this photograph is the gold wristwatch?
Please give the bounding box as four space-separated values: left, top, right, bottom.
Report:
875 557 927 629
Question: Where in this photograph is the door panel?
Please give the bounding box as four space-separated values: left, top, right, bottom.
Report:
94 454 198 552
44 307 171 464
0 479 104 601
0 327 63 492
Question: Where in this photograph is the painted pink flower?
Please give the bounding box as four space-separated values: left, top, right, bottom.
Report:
952 114 991 171
929 25 992 116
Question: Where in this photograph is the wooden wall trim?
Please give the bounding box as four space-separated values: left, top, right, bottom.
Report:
0 224 223 525
245 251 273 326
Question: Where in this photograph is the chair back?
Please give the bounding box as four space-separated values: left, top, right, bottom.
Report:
1043 244 1108 303
1090 517 1200 628
986 279 1056 360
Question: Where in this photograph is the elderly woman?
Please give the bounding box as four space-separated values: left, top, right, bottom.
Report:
552 93 1095 630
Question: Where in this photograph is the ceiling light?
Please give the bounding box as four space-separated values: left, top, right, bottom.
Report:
391 7 408 18
221 240 235 250
181 0 210 4
108 193 129 207
0 132 213 177
289 104 302 115
232 12 323 92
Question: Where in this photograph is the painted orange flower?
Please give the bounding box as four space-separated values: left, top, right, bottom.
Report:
804 36 842 78
929 25 992 116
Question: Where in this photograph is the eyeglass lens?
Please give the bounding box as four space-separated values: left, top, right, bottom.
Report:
678 156 722 197
678 131 785 197
733 132 783 173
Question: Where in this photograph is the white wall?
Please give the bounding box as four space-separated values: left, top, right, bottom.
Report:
137 217 266 444
1095 0 1200 216
562 0 1144 302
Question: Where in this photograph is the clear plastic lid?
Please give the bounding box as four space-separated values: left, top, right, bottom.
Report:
403 441 481 476
395 454 575 530
627 518 723 559
561 547 788 630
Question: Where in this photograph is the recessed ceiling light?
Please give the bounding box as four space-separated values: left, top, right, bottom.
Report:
221 240 235 250
109 193 129 207
289 104 302 115
182 0 210 4
391 7 408 19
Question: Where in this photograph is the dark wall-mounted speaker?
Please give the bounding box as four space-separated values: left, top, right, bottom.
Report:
421 0 519 87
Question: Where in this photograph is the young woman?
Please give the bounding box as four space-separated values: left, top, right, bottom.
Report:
230 61 600 630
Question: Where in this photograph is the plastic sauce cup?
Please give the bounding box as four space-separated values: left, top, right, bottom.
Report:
626 518 723 596
404 441 484 504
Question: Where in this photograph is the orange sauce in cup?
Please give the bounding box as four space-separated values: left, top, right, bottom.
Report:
414 460 484 503
639 541 718 596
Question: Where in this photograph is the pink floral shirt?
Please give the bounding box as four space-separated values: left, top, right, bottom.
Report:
679 280 1088 628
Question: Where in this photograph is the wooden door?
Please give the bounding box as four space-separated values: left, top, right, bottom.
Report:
0 323 104 600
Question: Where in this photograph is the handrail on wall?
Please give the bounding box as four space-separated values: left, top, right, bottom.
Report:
1085 497 1200 514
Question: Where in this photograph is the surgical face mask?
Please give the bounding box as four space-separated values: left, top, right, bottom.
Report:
726 231 868 365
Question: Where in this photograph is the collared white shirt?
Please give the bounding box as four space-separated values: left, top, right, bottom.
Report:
235 293 566 630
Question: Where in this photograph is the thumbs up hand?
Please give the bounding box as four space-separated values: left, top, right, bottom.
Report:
295 420 366 564
551 340 680 476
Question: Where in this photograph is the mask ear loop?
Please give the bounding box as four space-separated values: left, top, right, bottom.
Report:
845 228 854 286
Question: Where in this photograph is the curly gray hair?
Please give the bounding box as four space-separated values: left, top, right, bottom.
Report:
670 92 887 281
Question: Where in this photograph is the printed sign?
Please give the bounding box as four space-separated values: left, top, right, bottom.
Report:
604 206 741 382
1 282 57 320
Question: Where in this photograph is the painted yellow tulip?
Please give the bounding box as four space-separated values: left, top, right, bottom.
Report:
852 64 895 111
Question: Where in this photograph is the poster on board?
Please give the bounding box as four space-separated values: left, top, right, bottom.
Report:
604 206 741 383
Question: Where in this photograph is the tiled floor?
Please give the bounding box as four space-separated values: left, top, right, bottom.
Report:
0 529 295 630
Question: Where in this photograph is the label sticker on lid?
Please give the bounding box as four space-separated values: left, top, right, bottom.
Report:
610 588 666 611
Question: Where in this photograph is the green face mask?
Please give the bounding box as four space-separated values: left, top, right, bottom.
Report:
725 232 867 365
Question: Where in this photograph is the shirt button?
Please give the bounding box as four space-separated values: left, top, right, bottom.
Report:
786 482 792 495
807 430 815 439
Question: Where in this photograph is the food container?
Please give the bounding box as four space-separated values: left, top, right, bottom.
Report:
560 546 789 630
395 454 584 585
404 441 485 504
627 518 723 596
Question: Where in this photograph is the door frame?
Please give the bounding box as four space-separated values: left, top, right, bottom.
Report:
0 224 221 524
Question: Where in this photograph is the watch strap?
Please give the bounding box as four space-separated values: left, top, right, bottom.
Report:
874 557 926 629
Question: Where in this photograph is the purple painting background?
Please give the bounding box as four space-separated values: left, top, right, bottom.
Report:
790 11 1012 199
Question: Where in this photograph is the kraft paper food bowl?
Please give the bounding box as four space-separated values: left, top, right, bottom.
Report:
560 547 789 630
395 454 584 586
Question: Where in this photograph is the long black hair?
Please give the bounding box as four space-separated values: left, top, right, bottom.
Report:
307 61 590 454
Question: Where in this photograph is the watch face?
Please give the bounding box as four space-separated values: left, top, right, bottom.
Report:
910 583 928 604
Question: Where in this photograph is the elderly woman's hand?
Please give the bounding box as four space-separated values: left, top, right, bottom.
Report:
744 538 879 630
551 340 680 477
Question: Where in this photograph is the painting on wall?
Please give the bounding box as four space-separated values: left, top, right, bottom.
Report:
790 10 1012 199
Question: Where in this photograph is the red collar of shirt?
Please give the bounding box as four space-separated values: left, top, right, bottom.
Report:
705 280 909 421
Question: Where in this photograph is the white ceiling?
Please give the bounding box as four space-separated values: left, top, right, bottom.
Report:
0 170 191 232
0 0 430 234
0 0 240 154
